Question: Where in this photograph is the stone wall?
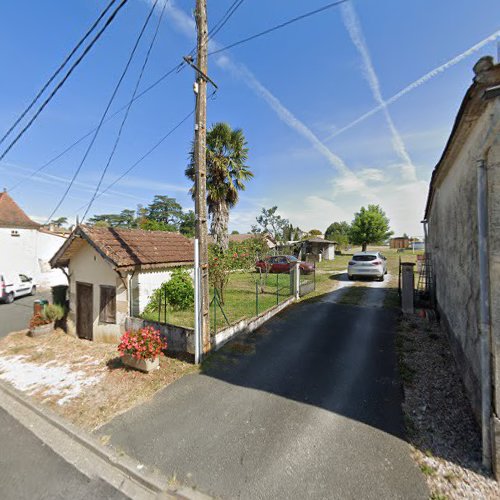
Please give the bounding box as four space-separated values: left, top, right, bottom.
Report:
125 316 194 354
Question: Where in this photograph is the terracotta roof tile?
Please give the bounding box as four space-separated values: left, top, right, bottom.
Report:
0 191 40 229
51 226 194 270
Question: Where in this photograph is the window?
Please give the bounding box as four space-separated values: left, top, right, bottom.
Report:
353 255 377 262
99 286 116 324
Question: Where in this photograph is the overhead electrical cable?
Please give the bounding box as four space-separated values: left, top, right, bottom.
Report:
9 0 245 193
0 0 130 164
82 0 170 221
0 0 119 148
208 0 349 56
75 109 195 214
8 61 183 192
46 0 158 222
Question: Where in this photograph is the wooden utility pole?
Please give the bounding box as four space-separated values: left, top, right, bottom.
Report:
193 0 210 353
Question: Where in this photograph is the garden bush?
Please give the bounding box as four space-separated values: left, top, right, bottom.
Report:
145 268 194 313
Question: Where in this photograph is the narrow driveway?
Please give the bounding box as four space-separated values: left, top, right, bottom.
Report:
101 279 427 499
0 290 50 338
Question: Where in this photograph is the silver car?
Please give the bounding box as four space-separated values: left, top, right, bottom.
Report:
347 252 387 281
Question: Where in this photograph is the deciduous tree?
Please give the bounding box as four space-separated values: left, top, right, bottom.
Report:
349 205 393 251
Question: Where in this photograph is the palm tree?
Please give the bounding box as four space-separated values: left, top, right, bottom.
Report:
186 122 252 250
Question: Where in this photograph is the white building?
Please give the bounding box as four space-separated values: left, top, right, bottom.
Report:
0 190 67 288
50 225 194 343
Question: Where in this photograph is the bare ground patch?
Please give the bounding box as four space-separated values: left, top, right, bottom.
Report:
397 317 500 499
0 329 197 431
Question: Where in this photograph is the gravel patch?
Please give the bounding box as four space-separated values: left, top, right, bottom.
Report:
397 316 500 499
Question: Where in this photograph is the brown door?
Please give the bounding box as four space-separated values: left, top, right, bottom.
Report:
76 282 93 340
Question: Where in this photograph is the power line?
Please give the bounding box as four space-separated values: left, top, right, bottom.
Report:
46 0 158 222
8 0 245 192
82 0 170 221
0 0 119 148
8 61 183 193
76 109 194 215
208 0 349 56
0 0 130 164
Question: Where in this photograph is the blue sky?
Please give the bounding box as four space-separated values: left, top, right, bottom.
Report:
0 0 498 236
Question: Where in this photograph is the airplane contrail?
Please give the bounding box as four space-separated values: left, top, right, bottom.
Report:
340 2 416 181
326 28 500 141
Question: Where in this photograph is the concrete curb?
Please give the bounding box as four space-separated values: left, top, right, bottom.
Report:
0 379 211 499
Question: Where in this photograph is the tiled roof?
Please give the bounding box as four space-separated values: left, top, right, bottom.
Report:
51 225 194 270
0 190 40 229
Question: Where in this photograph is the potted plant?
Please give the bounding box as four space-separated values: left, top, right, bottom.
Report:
117 326 166 373
28 304 64 337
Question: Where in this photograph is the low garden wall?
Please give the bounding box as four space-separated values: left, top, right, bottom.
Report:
212 296 295 350
125 317 195 354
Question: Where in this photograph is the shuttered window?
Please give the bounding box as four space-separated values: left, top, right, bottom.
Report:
99 286 116 324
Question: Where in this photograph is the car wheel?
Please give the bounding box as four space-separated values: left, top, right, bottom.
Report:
30 285 37 296
5 292 14 304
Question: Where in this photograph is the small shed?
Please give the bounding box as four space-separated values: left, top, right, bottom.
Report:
302 238 336 261
390 237 410 249
50 225 193 343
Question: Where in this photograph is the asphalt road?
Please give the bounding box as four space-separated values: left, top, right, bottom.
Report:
0 290 50 338
101 284 428 499
0 407 125 500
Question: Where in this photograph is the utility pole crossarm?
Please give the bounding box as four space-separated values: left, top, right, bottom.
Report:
183 55 218 90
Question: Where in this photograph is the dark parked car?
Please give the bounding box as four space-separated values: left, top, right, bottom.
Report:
255 255 315 274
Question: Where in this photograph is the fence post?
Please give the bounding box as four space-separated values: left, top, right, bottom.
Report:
163 288 167 323
294 262 300 299
213 288 217 334
158 289 161 322
256 281 259 316
276 273 279 305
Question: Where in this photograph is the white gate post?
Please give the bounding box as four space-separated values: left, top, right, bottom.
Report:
294 261 300 300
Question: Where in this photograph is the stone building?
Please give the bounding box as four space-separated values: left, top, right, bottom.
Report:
50 225 193 343
424 56 500 475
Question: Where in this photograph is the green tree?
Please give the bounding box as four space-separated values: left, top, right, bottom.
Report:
254 206 289 242
146 196 183 227
325 221 351 250
231 230 240 235
349 205 393 251
179 210 196 238
186 122 253 251
308 229 323 237
50 216 68 228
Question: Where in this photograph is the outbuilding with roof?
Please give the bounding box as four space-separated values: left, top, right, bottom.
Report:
50 225 194 342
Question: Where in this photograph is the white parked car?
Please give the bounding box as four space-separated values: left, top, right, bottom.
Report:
348 252 388 281
0 273 37 303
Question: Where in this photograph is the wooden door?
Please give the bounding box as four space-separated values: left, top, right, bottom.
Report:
76 282 93 340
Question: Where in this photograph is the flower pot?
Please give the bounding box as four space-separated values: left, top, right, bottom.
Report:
122 354 159 373
29 321 55 338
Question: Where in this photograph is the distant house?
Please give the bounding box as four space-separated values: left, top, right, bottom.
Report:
50 226 194 343
0 189 67 287
302 238 336 261
424 56 500 475
390 237 410 249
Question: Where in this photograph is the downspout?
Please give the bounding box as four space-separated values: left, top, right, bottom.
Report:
477 158 492 469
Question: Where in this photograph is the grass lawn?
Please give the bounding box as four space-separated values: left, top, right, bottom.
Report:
142 271 293 333
141 246 425 328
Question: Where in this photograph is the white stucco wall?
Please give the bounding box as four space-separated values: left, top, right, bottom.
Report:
130 266 194 316
0 228 67 288
68 243 127 343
